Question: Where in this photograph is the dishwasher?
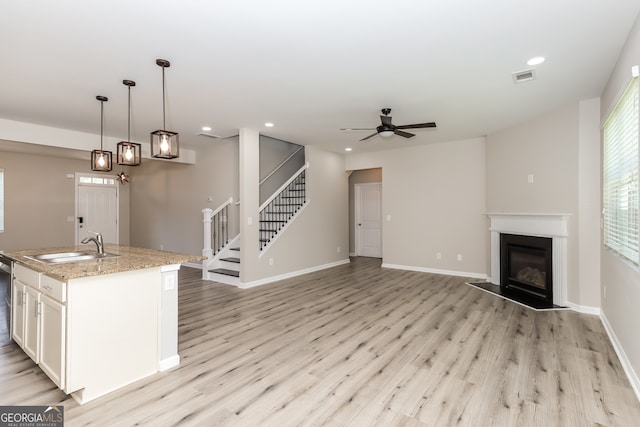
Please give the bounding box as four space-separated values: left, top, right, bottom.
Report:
0 254 12 342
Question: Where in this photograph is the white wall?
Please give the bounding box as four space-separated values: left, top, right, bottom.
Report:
241 141 349 285
600 12 640 396
346 138 487 277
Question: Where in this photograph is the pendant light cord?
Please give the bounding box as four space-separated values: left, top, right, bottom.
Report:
100 99 104 151
127 84 131 141
162 65 166 130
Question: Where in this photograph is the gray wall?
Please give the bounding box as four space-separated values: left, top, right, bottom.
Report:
486 104 581 301
0 141 130 251
242 142 349 284
485 99 601 308
600 11 640 393
259 135 304 204
130 136 239 255
346 138 487 276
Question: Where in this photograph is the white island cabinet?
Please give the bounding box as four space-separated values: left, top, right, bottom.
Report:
7 245 200 404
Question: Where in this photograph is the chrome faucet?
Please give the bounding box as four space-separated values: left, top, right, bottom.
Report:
81 232 105 255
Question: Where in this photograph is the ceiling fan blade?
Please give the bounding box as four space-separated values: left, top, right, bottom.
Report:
360 132 379 142
380 115 393 126
340 128 375 131
394 129 415 138
395 122 437 130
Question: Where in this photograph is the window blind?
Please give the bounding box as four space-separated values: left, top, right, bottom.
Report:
603 78 639 264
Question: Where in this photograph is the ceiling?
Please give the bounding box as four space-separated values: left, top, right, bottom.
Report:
1 1 639 155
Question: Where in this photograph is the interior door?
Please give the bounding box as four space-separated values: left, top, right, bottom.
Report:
77 185 118 244
356 183 382 258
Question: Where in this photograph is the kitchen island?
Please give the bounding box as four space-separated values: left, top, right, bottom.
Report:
4 245 202 404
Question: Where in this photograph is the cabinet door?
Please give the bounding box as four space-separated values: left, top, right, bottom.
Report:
40 294 66 389
11 281 25 347
23 285 40 363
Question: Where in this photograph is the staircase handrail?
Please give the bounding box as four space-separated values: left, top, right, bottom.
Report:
259 145 305 186
202 197 234 265
203 197 233 221
259 163 309 211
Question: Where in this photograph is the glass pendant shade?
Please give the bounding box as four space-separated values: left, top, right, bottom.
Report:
117 79 141 166
151 130 179 159
91 150 113 171
91 95 113 172
151 59 179 159
117 141 141 165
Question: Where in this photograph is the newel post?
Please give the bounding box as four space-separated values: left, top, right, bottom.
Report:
202 208 213 278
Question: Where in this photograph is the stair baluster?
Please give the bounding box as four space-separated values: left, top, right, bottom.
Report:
258 166 307 251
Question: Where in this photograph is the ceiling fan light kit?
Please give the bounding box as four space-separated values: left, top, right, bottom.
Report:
344 108 437 142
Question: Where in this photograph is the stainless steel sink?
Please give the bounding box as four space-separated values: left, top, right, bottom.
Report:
25 251 119 264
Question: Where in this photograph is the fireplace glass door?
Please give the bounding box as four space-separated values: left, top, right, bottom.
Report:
500 234 553 303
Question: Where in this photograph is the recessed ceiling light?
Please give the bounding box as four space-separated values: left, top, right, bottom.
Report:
265 122 274 127
527 56 546 66
345 147 352 152
202 126 211 131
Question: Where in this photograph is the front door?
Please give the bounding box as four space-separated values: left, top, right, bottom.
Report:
76 176 118 245
355 183 382 258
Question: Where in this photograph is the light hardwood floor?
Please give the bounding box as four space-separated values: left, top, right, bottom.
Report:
1 257 639 426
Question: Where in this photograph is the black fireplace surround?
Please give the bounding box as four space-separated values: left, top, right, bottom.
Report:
500 233 553 304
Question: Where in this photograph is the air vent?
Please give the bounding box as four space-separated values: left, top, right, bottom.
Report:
196 132 222 139
512 69 537 84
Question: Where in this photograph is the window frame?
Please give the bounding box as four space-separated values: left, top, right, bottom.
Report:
603 77 640 265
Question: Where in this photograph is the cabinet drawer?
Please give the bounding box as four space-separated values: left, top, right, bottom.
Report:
14 263 41 288
41 275 67 303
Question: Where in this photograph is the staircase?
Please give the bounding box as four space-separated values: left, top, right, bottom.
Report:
206 237 241 285
259 166 307 250
201 198 241 285
202 164 309 286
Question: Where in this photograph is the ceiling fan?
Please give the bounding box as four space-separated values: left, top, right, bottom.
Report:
341 108 436 141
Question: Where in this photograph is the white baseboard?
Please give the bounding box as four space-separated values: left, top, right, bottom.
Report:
564 302 601 315
158 355 180 372
381 263 488 280
600 311 640 403
240 258 351 289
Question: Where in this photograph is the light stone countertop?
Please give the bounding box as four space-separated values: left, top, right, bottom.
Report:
3 245 204 281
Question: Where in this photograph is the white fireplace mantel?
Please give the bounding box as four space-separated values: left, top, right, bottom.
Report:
487 213 571 306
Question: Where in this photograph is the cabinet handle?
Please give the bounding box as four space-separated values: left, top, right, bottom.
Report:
22 291 26 306
42 285 52 291
34 300 40 317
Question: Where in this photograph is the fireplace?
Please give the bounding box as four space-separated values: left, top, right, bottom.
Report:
500 233 553 303
488 213 569 307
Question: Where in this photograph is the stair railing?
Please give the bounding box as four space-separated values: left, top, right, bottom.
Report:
202 197 233 262
259 163 308 250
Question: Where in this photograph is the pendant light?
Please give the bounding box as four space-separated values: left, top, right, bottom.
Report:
91 96 113 172
117 79 141 166
150 59 179 159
